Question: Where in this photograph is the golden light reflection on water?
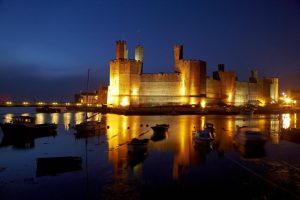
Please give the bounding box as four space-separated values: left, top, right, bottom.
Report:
282 114 291 129
50 113 59 124
75 112 84 124
270 118 280 144
36 113 45 124
0 112 282 182
294 113 297 128
4 113 14 123
63 112 72 130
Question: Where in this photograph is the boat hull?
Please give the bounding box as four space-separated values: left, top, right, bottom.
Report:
0 123 57 137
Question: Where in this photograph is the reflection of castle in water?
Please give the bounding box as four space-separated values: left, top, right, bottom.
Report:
104 114 298 180
1 112 298 180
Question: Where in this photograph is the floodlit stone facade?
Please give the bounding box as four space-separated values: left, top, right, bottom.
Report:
107 40 278 107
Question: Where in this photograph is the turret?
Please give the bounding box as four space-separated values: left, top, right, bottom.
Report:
116 40 127 59
135 45 143 62
174 44 183 72
218 64 225 71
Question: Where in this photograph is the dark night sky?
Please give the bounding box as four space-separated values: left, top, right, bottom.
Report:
0 0 299 101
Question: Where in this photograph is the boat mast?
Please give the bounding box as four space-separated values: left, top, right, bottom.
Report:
85 69 90 120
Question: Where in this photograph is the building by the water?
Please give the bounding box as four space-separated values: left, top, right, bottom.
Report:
102 40 278 108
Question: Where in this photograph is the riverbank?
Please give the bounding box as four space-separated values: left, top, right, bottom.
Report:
106 106 300 116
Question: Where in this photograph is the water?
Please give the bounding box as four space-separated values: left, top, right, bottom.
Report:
0 108 300 199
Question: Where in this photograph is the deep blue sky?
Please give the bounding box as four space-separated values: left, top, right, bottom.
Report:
0 0 299 101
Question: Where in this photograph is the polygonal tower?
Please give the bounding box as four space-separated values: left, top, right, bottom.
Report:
116 40 127 59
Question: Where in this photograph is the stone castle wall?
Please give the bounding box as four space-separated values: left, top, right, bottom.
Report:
107 40 278 107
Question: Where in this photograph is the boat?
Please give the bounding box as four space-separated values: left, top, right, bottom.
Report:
204 123 215 138
75 69 103 137
193 129 214 147
192 123 215 150
0 116 57 136
151 124 169 141
127 138 149 153
234 126 267 148
281 127 300 143
75 120 104 137
151 124 169 133
36 156 82 177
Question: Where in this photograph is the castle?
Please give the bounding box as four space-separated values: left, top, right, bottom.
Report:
107 41 278 107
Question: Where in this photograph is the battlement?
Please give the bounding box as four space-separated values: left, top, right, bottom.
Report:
116 40 126 45
110 58 141 64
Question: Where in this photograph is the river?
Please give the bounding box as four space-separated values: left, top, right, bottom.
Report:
0 107 299 199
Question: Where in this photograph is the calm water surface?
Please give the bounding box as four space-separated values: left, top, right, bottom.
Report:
0 107 300 200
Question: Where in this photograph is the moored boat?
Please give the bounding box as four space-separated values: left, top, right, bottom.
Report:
127 138 149 153
151 124 169 141
151 124 169 133
75 120 104 137
193 129 214 146
0 116 57 136
234 126 267 148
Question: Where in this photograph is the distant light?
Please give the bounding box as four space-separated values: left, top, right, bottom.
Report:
65 102 70 106
52 102 58 105
200 100 206 108
228 93 233 102
87 103 92 107
6 101 12 105
37 102 44 105
76 103 82 106
132 89 138 95
284 97 292 104
96 104 101 107
120 97 129 106
23 101 29 105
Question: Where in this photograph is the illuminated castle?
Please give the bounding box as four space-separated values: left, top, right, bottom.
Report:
107 40 278 107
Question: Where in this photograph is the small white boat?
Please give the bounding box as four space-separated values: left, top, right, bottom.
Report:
234 126 267 148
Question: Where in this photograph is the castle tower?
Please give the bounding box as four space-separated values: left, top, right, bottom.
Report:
251 70 258 79
116 40 126 59
174 45 183 72
218 64 225 71
135 45 143 62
